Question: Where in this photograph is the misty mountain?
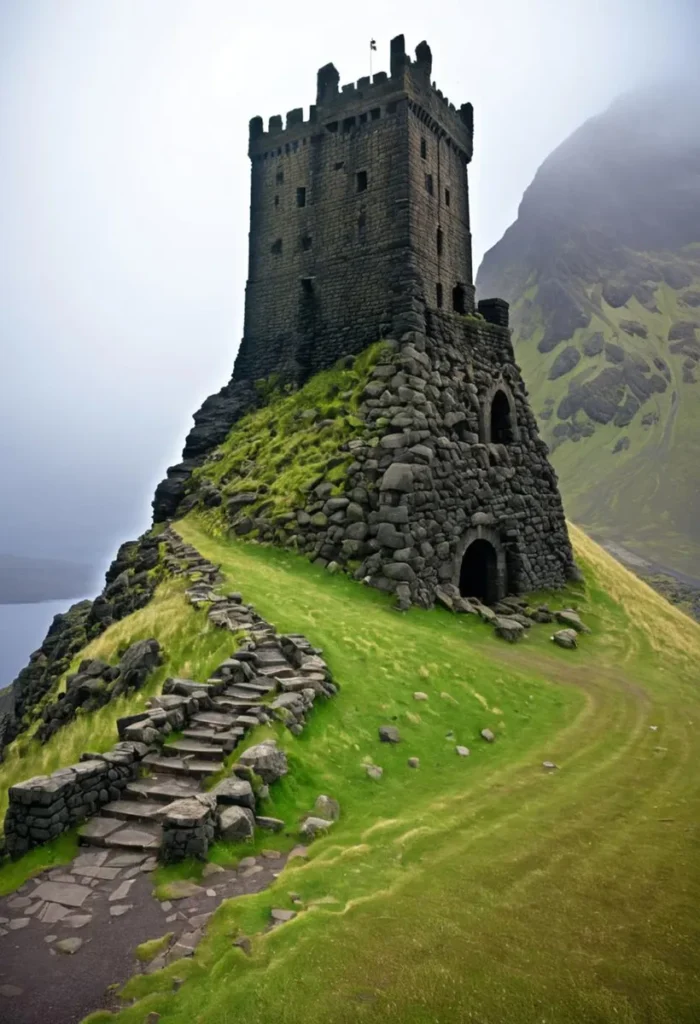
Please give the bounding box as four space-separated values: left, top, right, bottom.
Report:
477 81 700 580
0 553 93 604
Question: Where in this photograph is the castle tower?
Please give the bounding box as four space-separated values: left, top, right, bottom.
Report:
239 34 480 383
153 34 576 604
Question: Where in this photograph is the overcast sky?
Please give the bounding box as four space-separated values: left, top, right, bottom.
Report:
0 0 697 584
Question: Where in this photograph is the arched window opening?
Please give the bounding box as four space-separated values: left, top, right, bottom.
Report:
490 389 514 444
459 539 499 605
452 283 466 314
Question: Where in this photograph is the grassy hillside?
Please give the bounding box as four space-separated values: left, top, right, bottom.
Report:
41 516 697 1024
511 260 700 576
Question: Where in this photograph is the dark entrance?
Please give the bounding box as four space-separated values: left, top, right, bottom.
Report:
490 389 514 443
452 283 466 314
459 539 498 604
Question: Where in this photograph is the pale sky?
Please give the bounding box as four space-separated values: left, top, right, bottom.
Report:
0 0 696 578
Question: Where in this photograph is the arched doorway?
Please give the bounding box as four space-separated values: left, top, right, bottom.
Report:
459 539 499 604
490 389 514 443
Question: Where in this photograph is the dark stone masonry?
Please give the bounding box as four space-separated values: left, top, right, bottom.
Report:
154 33 576 603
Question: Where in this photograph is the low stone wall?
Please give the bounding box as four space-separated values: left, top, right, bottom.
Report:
160 794 217 863
3 741 146 858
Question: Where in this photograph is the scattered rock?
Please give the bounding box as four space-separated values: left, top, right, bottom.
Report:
542 761 558 770
218 805 255 842
299 816 333 840
378 725 401 744
552 628 578 649
365 764 383 780
413 691 428 701
159 880 205 901
237 740 288 784
494 616 525 643
287 845 309 861
202 863 225 878
456 746 470 757
8 918 29 930
64 913 92 928
555 609 591 633
407 757 420 768
271 908 296 924
314 794 340 821
110 905 132 917
480 729 495 743
55 937 83 955
255 816 285 832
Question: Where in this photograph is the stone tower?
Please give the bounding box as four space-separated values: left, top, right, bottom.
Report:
153 34 577 605
240 33 479 381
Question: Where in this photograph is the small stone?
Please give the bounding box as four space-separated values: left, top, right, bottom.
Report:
39 902 69 924
206 889 217 897
110 905 132 917
0 984 23 997
456 746 470 757
365 764 383 780
542 761 558 770
166 914 177 923
238 856 257 869
242 865 264 878
202 863 225 878
233 936 252 955
413 691 428 701
140 857 158 872
314 794 340 821
379 725 401 744
287 845 308 861
407 757 420 768
109 880 134 902
551 628 578 650
161 901 173 912
9 918 29 930
160 880 205 901
299 816 333 839
8 896 32 909
45 935 57 943
64 914 92 928
55 937 83 955
270 908 296 923
261 849 282 859
480 729 495 743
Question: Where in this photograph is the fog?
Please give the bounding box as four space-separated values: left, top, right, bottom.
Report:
0 0 696 589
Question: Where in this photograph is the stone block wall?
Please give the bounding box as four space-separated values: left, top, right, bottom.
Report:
4 743 145 858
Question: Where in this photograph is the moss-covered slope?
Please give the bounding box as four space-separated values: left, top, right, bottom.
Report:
477 85 700 580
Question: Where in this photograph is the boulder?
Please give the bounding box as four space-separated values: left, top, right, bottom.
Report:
218 805 255 841
552 629 578 649
365 764 383 780
480 729 495 743
378 725 401 744
493 617 525 643
237 740 288 784
555 609 590 633
210 778 255 809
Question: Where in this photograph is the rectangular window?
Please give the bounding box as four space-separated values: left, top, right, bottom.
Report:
445 188 451 207
359 112 368 124
357 170 368 193
437 227 444 256
425 174 434 196
436 283 443 308
420 138 427 159
326 121 338 133
387 101 398 114
276 170 284 184
274 194 279 207
301 277 314 295
370 107 381 121
271 238 282 254
296 186 306 207
343 116 356 133
334 161 344 170
302 234 312 251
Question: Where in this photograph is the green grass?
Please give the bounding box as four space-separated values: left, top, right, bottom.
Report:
89 516 700 1024
191 342 389 535
135 933 175 964
0 577 240 825
511 259 700 577
0 830 79 896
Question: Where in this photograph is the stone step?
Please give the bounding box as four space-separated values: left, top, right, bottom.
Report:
142 753 220 778
232 714 260 728
104 824 162 851
101 799 166 823
192 710 237 730
232 680 277 695
126 776 200 803
162 739 225 761
257 664 295 678
218 695 264 709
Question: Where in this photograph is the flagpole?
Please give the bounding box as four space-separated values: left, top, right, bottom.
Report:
370 41 373 78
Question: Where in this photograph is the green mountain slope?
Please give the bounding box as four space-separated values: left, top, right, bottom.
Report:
2 514 700 1023
477 84 700 580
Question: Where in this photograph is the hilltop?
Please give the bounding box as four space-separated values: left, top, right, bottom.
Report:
477 81 700 584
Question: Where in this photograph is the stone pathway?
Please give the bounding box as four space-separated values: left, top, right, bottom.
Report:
0 528 332 1023
0 843 301 1024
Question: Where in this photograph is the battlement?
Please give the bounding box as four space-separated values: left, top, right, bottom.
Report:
249 34 473 163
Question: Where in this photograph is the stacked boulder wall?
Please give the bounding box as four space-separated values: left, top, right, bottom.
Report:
184 312 576 609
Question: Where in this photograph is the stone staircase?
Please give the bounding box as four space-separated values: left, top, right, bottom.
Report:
75 529 336 860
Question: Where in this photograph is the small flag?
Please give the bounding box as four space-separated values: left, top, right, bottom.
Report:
370 39 377 51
